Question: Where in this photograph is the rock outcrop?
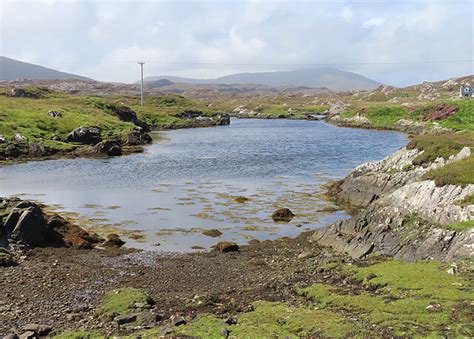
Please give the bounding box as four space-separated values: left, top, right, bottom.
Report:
312 147 474 261
66 126 102 145
0 198 100 249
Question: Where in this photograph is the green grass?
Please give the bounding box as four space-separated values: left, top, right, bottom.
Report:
423 155 474 186
439 100 474 131
50 330 102 339
406 131 474 166
456 194 474 207
443 220 474 231
97 288 152 317
141 301 359 338
300 260 474 337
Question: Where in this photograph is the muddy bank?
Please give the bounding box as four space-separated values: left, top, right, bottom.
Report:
311 146 474 261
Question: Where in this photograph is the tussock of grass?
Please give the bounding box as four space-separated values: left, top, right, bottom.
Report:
443 220 474 231
51 330 102 339
98 288 152 317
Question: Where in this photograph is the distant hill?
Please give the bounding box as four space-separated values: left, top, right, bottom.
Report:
0 56 92 81
144 68 381 91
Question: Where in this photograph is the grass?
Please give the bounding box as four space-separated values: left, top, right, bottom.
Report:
50 331 102 339
300 260 474 337
423 155 474 186
97 288 152 317
0 88 226 154
443 220 474 231
139 301 359 338
406 131 474 166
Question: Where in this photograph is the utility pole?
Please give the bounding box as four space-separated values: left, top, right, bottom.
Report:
138 61 145 106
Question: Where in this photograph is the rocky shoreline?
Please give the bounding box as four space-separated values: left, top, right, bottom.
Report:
312 145 473 261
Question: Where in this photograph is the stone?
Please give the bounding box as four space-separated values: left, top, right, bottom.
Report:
103 233 125 247
224 316 237 325
159 327 173 336
10 205 51 247
19 331 35 339
213 242 239 253
13 133 27 143
297 251 313 260
28 143 48 157
126 129 153 145
221 328 231 338
114 313 137 325
22 323 52 336
170 314 186 326
0 135 6 143
426 303 442 313
47 110 62 118
5 143 28 158
271 208 295 222
66 126 102 145
216 114 231 125
94 140 122 156
202 229 223 237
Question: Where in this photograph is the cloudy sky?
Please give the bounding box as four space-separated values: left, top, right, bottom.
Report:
1 0 473 86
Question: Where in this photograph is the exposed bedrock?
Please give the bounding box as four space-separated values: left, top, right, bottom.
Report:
312 146 473 261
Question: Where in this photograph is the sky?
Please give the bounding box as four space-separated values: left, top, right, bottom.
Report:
0 0 473 86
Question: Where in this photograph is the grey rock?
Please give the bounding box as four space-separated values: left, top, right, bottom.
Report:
170 314 186 326
47 110 62 118
271 208 295 222
94 140 122 156
0 135 6 143
13 133 27 143
114 313 137 325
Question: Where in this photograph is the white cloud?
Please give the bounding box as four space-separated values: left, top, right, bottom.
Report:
363 17 386 29
1 0 472 86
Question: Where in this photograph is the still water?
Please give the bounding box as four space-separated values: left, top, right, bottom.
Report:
0 119 407 251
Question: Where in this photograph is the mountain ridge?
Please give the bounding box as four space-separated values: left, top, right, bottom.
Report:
0 56 92 81
144 68 382 91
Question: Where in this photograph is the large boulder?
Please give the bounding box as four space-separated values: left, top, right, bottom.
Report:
213 242 239 253
216 114 230 126
1 199 99 249
67 126 102 145
94 140 122 156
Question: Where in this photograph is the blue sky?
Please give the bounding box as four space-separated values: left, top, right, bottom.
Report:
1 0 473 86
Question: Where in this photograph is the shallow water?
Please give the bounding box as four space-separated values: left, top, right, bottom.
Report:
0 119 407 251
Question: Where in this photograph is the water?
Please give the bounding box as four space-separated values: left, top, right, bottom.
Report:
0 119 407 251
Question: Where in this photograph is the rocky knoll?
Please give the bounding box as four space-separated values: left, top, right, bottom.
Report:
312 147 473 261
0 198 100 250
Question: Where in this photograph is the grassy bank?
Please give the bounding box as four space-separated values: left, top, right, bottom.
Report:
0 86 224 155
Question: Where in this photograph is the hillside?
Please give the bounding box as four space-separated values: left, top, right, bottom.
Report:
144 68 381 91
0 56 92 81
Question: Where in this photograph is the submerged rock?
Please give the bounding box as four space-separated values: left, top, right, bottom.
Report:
202 229 223 237
103 233 125 248
271 208 295 222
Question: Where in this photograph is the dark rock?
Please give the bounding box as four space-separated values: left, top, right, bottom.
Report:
159 327 173 336
114 313 137 325
10 88 39 98
216 114 231 125
202 229 223 237
214 242 239 253
94 140 122 156
271 208 295 222
22 323 52 336
28 143 48 157
126 129 153 145
170 314 186 326
47 110 62 118
176 110 204 119
0 135 6 143
224 316 237 325
103 233 125 247
66 126 102 145
0 249 17 267
3 334 18 339
102 103 150 131
5 143 28 157
10 205 51 247
221 328 231 338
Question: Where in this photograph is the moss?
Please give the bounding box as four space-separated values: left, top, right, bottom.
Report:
50 330 102 339
170 301 358 338
300 260 474 336
97 288 152 317
456 194 474 207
